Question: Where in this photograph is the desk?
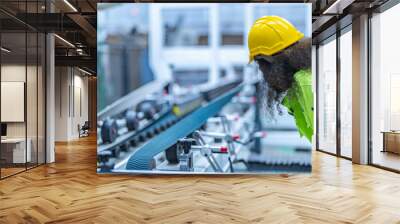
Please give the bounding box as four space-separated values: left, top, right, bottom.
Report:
382 131 400 154
1 138 31 163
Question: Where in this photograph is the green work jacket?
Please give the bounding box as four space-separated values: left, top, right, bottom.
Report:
282 69 313 142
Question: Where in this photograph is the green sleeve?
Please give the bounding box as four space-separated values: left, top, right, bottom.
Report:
282 69 313 142
294 69 313 131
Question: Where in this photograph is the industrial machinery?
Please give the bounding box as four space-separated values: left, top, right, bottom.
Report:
97 79 311 174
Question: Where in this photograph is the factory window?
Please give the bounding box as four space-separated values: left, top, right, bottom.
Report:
339 27 352 158
219 69 227 78
370 3 400 171
253 3 311 37
172 69 209 86
162 8 209 47
233 65 244 80
219 4 244 46
218 66 244 80
317 35 337 155
97 4 151 110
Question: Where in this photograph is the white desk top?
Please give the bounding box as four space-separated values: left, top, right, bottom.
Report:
1 138 28 143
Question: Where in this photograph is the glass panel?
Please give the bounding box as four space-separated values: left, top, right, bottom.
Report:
1 30 27 177
26 0 39 169
162 8 209 47
0 1 46 178
318 36 337 154
219 4 244 46
340 29 352 158
38 32 45 165
371 4 400 171
27 30 38 169
253 3 311 37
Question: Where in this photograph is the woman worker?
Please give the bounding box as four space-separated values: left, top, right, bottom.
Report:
248 16 313 142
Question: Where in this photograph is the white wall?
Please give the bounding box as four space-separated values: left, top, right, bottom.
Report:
1 65 26 140
71 73 89 138
55 67 89 141
1 65 33 137
55 67 68 141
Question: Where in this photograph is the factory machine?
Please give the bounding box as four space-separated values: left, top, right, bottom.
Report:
97 79 311 174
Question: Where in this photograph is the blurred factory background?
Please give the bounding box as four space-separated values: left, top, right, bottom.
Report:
98 3 311 145
97 3 311 111
96 3 312 174
97 3 311 172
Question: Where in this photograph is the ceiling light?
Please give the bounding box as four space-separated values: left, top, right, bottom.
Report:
54 34 75 48
76 48 85 55
78 67 93 76
63 0 78 12
1 47 11 53
323 0 354 15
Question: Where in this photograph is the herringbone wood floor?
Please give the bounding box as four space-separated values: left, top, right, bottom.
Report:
1 135 400 224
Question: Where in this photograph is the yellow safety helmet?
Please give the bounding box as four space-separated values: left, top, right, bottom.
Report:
248 16 304 63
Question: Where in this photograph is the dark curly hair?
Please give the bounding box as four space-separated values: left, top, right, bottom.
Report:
255 38 311 118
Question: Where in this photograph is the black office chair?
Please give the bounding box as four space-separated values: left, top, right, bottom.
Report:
79 121 90 138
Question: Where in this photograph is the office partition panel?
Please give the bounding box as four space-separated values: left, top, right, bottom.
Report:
0 0 47 179
0 31 28 178
38 32 45 165
27 30 39 169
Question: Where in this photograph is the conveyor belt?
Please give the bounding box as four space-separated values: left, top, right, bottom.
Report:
125 84 243 170
98 110 174 153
